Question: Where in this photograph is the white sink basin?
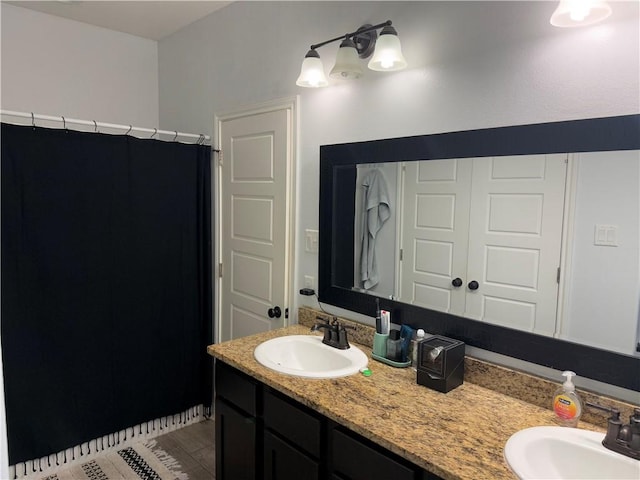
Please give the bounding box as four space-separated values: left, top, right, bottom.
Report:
254 335 368 379
504 426 640 479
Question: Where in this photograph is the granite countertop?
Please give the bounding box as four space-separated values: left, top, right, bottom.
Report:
207 325 603 480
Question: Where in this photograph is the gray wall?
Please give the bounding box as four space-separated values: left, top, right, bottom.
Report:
157 1 639 399
157 1 639 313
1 3 159 127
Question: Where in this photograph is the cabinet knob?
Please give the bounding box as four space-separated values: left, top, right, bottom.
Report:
268 306 282 318
451 277 463 287
468 280 479 291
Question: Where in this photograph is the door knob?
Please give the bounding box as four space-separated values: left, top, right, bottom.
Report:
451 277 463 287
468 280 479 291
268 306 282 318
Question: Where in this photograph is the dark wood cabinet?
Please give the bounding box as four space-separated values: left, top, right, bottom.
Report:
264 430 320 480
215 398 258 480
214 361 441 480
215 361 260 480
263 388 322 480
330 426 416 480
263 389 322 457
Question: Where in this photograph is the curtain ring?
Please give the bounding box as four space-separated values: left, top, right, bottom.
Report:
93 120 98 133
173 131 178 142
31 112 35 127
125 125 132 135
151 128 157 139
61 116 66 130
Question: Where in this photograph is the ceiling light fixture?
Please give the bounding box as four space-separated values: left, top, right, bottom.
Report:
550 0 612 27
296 20 407 88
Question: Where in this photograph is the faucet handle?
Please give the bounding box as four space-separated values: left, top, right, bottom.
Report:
336 325 351 350
630 408 640 429
586 401 620 421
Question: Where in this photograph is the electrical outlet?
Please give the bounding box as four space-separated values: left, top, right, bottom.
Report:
304 275 315 289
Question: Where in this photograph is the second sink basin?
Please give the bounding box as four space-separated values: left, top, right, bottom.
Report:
504 426 640 479
254 334 368 379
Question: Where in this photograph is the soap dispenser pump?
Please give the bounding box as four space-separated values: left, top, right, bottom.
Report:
552 370 583 427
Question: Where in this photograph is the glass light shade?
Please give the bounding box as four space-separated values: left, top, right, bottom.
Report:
296 50 329 88
550 0 612 27
330 38 364 79
367 27 407 72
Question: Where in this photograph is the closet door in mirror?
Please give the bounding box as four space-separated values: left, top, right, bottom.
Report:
399 158 472 315
465 154 567 335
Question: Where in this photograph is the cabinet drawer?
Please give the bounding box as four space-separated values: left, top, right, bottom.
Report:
263 389 322 457
215 361 258 416
332 427 416 480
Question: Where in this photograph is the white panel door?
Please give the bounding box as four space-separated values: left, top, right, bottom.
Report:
465 154 567 335
219 106 292 341
400 159 472 315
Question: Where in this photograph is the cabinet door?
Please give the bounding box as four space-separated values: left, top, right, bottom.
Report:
331 427 416 480
264 430 319 480
263 389 321 457
215 398 257 480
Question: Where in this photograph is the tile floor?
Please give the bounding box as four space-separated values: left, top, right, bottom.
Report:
153 419 215 479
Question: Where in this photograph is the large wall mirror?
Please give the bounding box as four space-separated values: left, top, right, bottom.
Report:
318 115 640 392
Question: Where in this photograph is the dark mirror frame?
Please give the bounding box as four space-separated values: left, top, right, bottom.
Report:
319 114 640 392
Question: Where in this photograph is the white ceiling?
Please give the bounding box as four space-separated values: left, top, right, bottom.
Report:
5 1 233 40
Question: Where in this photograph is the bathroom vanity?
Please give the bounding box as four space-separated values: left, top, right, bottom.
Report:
215 359 435 480
207 323 610 480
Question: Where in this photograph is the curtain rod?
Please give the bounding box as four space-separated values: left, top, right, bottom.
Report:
1 109 211 145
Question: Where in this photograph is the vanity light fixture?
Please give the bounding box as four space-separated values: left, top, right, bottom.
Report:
296 20 407 88
550 0 612 27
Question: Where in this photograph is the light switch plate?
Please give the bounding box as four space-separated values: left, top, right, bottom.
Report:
594 224 618 246
305 229 319 253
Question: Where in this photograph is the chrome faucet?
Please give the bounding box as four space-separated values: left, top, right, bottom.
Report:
311 316 353 350
587 402 640 460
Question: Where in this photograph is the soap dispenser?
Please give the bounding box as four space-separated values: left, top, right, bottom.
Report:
552 371 583 427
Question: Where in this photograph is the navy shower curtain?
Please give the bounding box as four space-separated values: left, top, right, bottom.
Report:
1 123 213 465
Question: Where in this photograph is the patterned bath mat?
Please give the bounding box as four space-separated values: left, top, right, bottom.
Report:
35 440 187 480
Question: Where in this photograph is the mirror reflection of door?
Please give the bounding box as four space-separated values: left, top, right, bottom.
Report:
400 154 567 335
400 158 472 316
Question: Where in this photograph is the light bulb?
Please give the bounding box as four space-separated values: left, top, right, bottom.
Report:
550 0 612 27
570 0 591 21
296 50 328 88
367 26 407 72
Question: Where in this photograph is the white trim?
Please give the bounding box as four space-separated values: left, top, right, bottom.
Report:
394 162 405 301
213 97 299 343
556 153 579 339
